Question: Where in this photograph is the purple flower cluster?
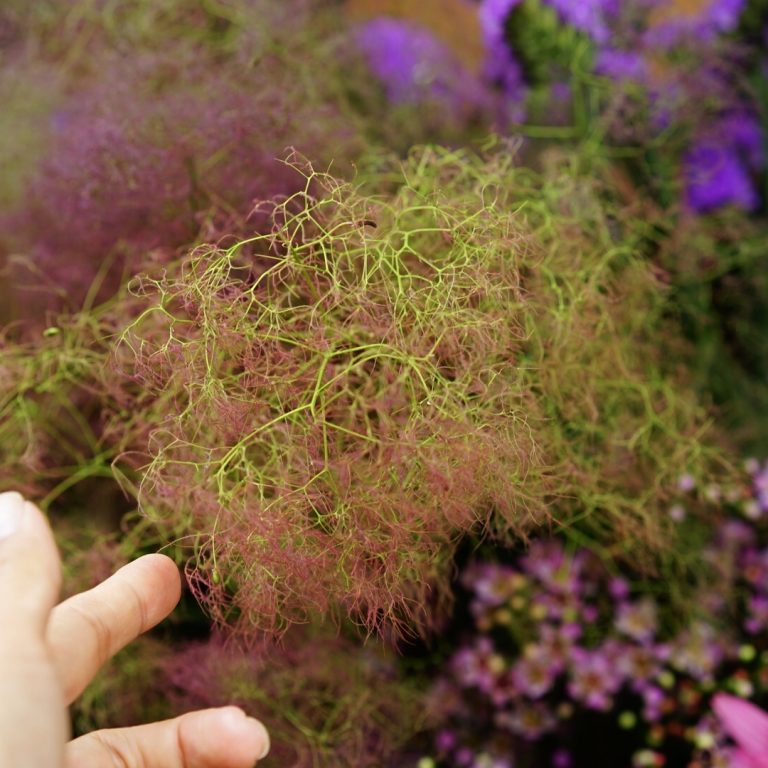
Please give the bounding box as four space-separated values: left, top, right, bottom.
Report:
685 111 764 213
353 0 764 214
354 0 527 126
423 463 768 768
644 0 747 48
545 0 618 44
354 18 486 109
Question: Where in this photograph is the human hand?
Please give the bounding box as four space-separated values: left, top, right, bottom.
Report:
0 491 270 767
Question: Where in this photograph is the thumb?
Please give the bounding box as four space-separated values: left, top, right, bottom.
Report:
0 491 68 767
0 491 62 636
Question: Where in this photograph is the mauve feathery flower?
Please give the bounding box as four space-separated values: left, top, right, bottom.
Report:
712 693 768 768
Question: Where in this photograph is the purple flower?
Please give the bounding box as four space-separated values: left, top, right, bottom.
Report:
538 623 581 671
466 563 520 607
355 18 481 107
669 622 726 682
435 728 458 753
595 49 648 81
641 685 667 723
478 0 527 114
544 0 618 44
512 645 560 698
609 577 630 601
488 669 518 707
688 110 762 215
568 646 623 710
521 540 585 594
618 645 665 692
754 462 768 512
745 595 768 635
615 598 658 643
645 0 746 47
452 637 505 692
685 142 759 213
496 702 557 739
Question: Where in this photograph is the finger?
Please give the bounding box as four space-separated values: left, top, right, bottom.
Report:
48 553 182 703
0 492 68 766
0 491 61 639
66 707 270 768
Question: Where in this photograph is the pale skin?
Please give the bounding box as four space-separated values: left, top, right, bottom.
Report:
0 491 271 767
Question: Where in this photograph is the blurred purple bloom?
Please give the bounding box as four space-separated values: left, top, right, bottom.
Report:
496 702 557 739
669 622 726 682
615 598 658 643
435 728 458 753
545 0 618 43
466 563 519 607
521 540 585 594
479 0 527 113
512 646 560 698
488 669 519 707
705 0 747 33
754 462 768 512
453 637 505 692
618 645 664 691
745 595 768 635
538 623 581 671
355 18 479 106
685 111 763 213
609 577 630 601
596 48 648 81
721 520 757 546
685 143 759 213
641 685 667 722
568 646 623 710
645 0 746 47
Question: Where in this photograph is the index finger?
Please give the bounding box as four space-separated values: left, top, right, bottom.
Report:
47 553 182 704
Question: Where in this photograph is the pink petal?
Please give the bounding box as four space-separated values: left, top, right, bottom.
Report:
731 748 768 768
713 694 768 763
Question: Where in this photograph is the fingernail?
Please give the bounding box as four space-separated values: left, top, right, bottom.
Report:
249 717 270 761
0 492 24 539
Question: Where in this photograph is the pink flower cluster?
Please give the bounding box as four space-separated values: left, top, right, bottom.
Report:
424 464 768 767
